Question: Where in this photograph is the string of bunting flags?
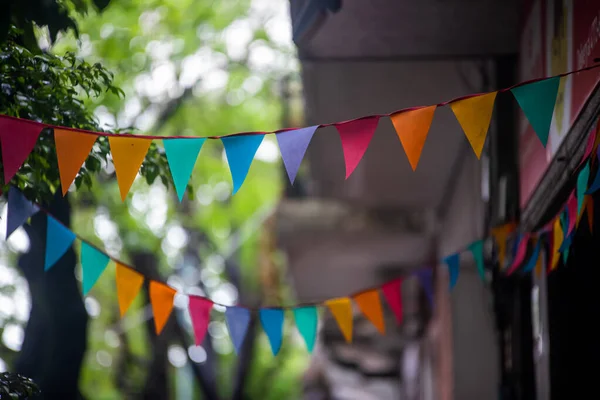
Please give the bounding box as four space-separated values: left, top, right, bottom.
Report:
4 112 599 355
1 63 600 202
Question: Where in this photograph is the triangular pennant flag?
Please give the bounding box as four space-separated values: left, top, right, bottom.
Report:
335 116 380 178
586 195 594 233
189 296 213 345
108 136 153 201
586 168 600 194
507 233 530 275
325 297 353 343
54 128 98 195
80 242 110 295
492 223 516 269
444 253 460 290
149 281 176 334
577 161 591 215
163 138 205 201
511 77 560 147
381 279 403 325
450 92 497 158
414 268 434 307
353 289 385 334
390 106 436 171
225 306 251 354
259 308 285 355
6 187 38 239
115 263 144 317
44 215 76 271
566 192 577 235
523 238 541 273
293 306 318 352
0 117 42 183
468 240 486 281
221 134 264 194
550 217 563 271
276 126 318 184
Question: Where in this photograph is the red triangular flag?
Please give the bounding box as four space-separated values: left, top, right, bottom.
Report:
335 116 380 179
0 117 42 183
381 279 403 324
189 296 213 345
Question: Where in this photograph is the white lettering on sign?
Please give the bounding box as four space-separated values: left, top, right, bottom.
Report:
576 11 600 70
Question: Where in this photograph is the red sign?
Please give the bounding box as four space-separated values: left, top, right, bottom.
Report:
519 0 600 208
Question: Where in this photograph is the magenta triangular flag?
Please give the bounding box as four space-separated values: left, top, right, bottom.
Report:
276 126 318 184
0 117 42 183
189 296 213 345
335 117 380 179
381 279 403 324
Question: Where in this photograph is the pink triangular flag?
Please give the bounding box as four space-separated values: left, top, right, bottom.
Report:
0 117 42 183
335 116 380 178
189 296 213 345
381 279 403 325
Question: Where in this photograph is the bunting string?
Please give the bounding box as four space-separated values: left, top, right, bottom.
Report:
1 62 600 201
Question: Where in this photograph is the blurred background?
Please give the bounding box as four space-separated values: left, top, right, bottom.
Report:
0 0 600 399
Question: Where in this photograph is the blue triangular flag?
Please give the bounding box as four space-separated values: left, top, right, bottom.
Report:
444 253 460 290
276 126 318 184
163 138 205 201
225 306 251 354
6 187 38 239
522 239 541 273
45 215 76 271
221 134 265 194
80 242 110 295
259 308 284 355
414 268 433 307
511 77 560 147
293 306 318 352
586 168 600 194
577 161 591 214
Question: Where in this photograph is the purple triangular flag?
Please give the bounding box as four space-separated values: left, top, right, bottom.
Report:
6 187 39 239
276 126 318 184
414 268 433 307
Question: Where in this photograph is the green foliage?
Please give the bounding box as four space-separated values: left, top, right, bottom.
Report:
0 26 170 203
0 372 40 399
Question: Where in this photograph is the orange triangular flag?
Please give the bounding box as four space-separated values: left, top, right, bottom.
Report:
325 297 353 343
550 217 563 271
108 136 153 201
353 290 385 334
149 281 176 334
54 129 98 195
115 263 144 317
491 222 516 269
535 248 544 277
390 106 436 171
450 92 497 158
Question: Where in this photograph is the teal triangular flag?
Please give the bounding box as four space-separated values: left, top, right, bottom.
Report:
523 239 541 273
577 161 590 215
259 308 284 355
293 306 318 352
80 242 110 295
163 138 205 201
511 77 560 147
45 215 76 271
468 240 485 281
444 253 460 290
221 134 265 194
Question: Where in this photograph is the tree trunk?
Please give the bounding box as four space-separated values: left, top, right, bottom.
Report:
15 194 88 400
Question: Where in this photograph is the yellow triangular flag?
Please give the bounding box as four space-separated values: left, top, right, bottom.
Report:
450 92 497 158
491 223 515 269
550 217 563 271
390 106 436 171
54 129 98 195
108 136 153 201
149 281 176 334
353 290 385 334
115 263 144 317
325 297 353 343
